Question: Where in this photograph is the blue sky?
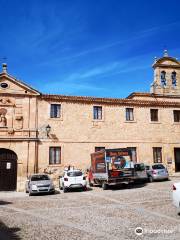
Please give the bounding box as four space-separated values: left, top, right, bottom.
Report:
0 0 180 98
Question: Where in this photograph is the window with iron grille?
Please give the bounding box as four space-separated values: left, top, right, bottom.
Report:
50 104 61 118
49 147 61 164
174 110 180 122
126 108 134 121
95 147 105 152
93 106 102 120
153 147 162 163
150 109 158 122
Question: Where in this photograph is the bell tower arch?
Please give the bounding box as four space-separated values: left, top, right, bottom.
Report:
150 50 180 95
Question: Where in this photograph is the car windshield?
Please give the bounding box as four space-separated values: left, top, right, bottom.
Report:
67 171 83 177
152 164 165 170
134 163 145 171
31 175 50 181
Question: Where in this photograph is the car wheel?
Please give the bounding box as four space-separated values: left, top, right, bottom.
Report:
63 187 67 193
88 179 93 187
102 182 108 190
60 182 64 190
149 176 153 183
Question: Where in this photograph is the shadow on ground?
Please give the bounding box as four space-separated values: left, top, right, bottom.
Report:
0 200 12 205
92 182 147 191
61 187 93 193
28 189 60 196
0 221 21 240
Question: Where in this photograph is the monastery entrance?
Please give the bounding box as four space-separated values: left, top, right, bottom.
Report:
0 148 17 191
174 148 180 172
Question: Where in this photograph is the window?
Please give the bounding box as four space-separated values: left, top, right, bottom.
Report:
172 71 177 87
134 163 145 171
50 104 61 118
93 106 102 120
153 147 162 163
31 175 50 181
145 165 150 170
127 147 137 162
152 164 165 170
0 82 8 89
150 109 158 122
161 71 166 86
95 147 105 152
126 108 134 121
174 110 180 122
67 171 82 177
49 147 61 164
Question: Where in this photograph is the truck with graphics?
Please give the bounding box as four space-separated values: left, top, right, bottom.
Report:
88 148 135 190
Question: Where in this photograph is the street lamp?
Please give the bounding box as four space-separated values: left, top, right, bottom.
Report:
46 124 51 137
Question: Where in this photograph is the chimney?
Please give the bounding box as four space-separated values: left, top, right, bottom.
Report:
163 49 168 57
2 63 7 73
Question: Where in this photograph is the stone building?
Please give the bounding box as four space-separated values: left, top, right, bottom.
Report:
0 50 180 191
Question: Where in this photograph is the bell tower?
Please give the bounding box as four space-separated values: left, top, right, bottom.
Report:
150 50 180 95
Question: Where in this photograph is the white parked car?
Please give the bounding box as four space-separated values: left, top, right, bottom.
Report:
172 182 180 213
59 169 87 192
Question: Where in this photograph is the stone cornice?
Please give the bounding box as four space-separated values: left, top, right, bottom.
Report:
41 94 180 108
152 56 180 68
0 137 39 142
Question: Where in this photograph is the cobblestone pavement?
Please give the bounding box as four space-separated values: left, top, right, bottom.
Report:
0 178 180 240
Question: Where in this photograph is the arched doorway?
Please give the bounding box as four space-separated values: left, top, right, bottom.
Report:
0 149 17 191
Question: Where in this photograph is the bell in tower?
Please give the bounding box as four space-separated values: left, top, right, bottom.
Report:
150 50 180 95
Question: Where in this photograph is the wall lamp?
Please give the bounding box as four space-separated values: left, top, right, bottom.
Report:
46 124 51 137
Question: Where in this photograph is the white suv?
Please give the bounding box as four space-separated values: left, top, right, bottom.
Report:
173 182 180 214
59 169 87 192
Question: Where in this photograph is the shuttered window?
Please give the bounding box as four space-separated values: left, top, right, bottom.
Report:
150 109 158 122
153 147 162 163
49 147 61 164
93 106 102 120
174 110 180 122
126 108 134 121
50 104 61 118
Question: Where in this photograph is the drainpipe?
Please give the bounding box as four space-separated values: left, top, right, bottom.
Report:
34 97 39 173
26 141 30 178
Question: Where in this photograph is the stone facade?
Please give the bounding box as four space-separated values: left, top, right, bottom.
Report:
1 52 180 191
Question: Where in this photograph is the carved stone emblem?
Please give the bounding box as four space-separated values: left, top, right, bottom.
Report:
0 98 11 104
14 115 23 130
0 108 7 127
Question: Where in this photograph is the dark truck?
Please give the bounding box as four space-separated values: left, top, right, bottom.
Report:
88 148 135 190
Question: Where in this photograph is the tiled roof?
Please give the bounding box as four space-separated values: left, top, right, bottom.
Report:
41 94 180 108
126 92 152 99
127 92 180 99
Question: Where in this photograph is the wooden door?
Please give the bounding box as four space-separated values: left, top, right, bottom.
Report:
174 148 180 172
0 149 17 191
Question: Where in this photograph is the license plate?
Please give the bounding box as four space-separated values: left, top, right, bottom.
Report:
39 187 48 190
